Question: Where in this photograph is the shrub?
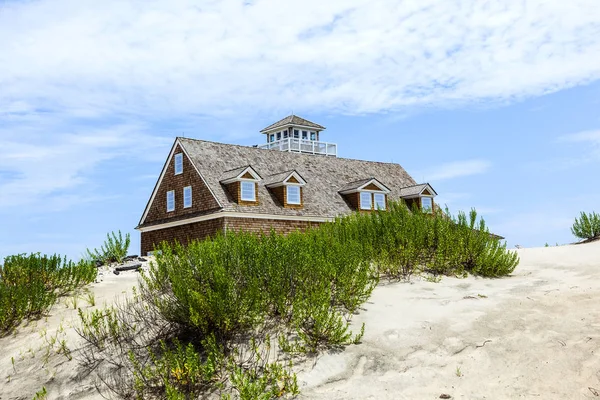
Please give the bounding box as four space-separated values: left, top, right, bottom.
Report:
571 211 600 240
75 201 518 398
86 230 131 264
0 253 96 335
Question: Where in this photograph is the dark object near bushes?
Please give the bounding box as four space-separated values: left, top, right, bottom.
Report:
0 253 95 335
571 211 600 241
114 262 142 272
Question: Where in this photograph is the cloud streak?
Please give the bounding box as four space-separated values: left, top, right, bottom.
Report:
1 0 599 119
423 160 492 181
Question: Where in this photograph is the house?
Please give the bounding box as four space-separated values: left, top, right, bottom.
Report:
136 115 438 255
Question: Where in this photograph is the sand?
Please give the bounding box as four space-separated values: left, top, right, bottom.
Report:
1 242 599 399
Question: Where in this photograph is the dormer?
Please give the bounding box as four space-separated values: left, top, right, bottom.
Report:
257 115 337 156
399 183 438 213
339 178 391 211
265 170 307 209
220 166 261 206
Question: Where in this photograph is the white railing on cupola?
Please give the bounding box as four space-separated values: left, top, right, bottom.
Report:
258 138 337 157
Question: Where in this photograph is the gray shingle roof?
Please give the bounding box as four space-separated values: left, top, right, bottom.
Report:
339 178 390 193
262 170 299 186
399 183 437 197
220 165 253 182
176 138 419 219
260 115 325 133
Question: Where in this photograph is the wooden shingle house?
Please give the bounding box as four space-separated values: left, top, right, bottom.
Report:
136 115 438 255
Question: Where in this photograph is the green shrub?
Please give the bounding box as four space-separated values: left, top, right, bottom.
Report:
571 211 600 240
87 230 131 264
0 253 96 335
75 201 518 399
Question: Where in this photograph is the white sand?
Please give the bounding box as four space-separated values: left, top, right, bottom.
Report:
297 240 600 399
1 243 599 399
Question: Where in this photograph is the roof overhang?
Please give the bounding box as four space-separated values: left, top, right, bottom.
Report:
339 178 391 195
220 166 262 185
400 183 438 199
265 171 307 188
260 124 324 135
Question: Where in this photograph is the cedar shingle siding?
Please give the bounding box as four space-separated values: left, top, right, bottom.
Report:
137 137 431 254
144 144 220 225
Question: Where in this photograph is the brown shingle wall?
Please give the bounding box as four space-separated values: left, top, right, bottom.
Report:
145 144 220 224
140 218 225 255
223 217 320 236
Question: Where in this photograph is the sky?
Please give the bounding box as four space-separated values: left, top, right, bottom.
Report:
1 0 600 261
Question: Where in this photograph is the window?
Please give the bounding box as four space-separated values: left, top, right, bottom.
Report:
166 190 175 212
283 131 288 139
174 153 183 175
360 192 372 210
269 134 275 142
241 181 256 201
293 129 299 138
286 185 301 205
310 131 316 140
374 193 386 210
183 186 192 208
276 132 281 141
302 130 308 140
421 197 433 213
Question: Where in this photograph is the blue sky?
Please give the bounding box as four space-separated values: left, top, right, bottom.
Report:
1 0 600 260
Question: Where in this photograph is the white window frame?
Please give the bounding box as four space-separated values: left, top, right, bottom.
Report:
174 153 183 175
360 192 372 210
240 181 256 202
166 190 175 212
183 186 192 208
374 193 386 210
286 185 301 205
421 196 433 213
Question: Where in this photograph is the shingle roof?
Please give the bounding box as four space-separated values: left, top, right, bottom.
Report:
399 183 437 197
339 178 390 193
220 166 252 182
169 138 418 220
262 170 298 186
260 115 325 133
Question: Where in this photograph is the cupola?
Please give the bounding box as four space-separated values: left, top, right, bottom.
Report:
257 115 337 156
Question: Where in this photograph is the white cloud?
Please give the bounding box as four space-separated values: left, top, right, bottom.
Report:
0 120 171 209
422 159 492 181
559 130 600 144
0 0 599 118
557 129 600 161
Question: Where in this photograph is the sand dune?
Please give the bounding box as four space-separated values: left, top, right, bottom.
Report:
297 240 600 399
1 241 599 399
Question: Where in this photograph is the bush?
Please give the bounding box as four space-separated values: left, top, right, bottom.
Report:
76 201 518 398
87 230 131 264
571 211 600 240
0 253 96 335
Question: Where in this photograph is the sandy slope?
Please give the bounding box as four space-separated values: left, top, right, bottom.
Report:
296 241 600 399
0 265 142 400
1 243 599 399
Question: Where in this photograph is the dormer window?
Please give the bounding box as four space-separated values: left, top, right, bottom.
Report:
399 183 438 213
340 178 391 212
220 166 262 205
241 181 256 202
265 170 306 208
360 192 372 210
374 193 386 210
174 153 183 175
421 196 433 213
286 185 301 205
